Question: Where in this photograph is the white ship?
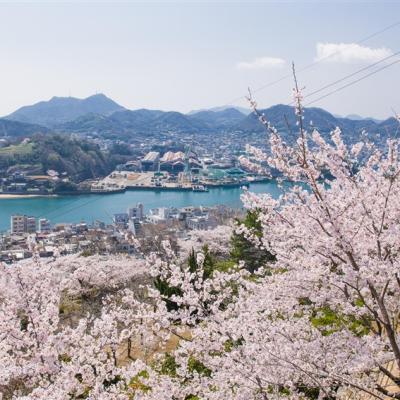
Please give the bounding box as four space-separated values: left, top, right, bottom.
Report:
192 185 209 192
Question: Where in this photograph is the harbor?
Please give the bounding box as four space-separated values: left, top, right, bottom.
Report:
0 180 283 232
90 169 258 194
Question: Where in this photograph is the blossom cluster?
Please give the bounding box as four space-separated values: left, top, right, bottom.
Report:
2 87 400 399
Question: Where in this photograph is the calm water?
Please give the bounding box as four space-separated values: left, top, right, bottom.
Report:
0 182 282 232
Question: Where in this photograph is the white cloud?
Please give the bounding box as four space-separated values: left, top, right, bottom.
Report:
315 42 393 63
237 56 286 70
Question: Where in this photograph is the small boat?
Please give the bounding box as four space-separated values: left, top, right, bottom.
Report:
192 185 209 192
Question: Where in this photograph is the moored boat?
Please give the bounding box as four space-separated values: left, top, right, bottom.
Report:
192 184 209 192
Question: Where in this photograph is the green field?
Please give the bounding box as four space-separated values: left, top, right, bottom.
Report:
0 143 34 156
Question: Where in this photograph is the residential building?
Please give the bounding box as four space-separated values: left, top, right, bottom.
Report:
186 215 216 230
127 203 144 220
147 207 177 224
38 218 51 233
128 217 141 235
113 213 129 227
10 215 36 234
11 215 26 234
26 216 37 233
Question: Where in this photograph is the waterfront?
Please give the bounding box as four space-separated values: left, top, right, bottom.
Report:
0 181 282 232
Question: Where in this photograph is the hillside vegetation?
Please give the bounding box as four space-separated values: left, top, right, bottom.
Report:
0 134 124 181
0 142 34 156
0 118 49 137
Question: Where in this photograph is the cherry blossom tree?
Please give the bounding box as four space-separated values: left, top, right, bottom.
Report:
2 77 400 399
138 76 400 399
0 255 153 399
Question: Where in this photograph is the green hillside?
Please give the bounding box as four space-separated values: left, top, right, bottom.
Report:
0 142 34 156
0 134 128 182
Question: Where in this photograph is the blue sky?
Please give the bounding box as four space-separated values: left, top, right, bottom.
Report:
0 1 399 119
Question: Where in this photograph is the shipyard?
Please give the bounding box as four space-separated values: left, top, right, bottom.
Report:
89 148 266 193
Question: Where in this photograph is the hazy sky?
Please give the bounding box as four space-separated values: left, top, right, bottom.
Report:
0 1 399 119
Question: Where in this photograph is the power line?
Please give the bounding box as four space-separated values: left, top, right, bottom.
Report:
282 50 400 107
37 195 105 221
224 20 400 106
7 23 399 226
304 58 400 107
301 50 400 102
33 60 400 224
255 20 400 95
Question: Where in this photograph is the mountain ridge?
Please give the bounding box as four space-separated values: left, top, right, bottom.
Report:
4 94 125 128
188 105 250 115
1 95 397 144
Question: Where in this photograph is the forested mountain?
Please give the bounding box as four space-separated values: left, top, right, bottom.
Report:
4 94 125 127
189 108 245 129
1 95 398 144
188 105 250 115
0 119 50 137
57 104 397 142
236 104 396 147
0 134 128 181
58 109 210 136
235 104 374 134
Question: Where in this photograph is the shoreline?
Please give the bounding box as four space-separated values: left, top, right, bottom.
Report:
0 180 273 200
0 194 59 199
0 180 279 232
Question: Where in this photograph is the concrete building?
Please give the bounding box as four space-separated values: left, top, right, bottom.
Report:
39 246 55 258
25 217 36 233
127 203 144 221
10 215 36 234
147 207 179 224
113 213 129 227
128 218 141 235
186 215 216 230
38 218 51 233
11 215 25 234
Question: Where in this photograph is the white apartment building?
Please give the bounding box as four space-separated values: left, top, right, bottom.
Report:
11 215 26 234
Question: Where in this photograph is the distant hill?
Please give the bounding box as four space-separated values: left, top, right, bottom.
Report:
150 111 208 133
235 104 340 133
59 109 213 137
344 114 382 124
0 133 129 182
2 94 398 145
56 103 398 144
235 104 396 147
378 117 400 134
111 109 165 129
188 105 250 115
0 118 50 138
189 108 245 130
345 114 368 121
56 113 123 136
4 94 125 128
57 109 204 137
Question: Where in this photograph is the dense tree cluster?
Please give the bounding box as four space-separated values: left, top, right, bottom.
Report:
0 134 132 182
